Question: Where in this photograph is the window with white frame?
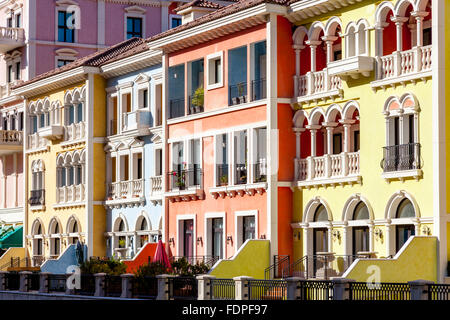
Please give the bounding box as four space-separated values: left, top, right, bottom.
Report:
253 127 267 183
205 213 225 260
124 6 146 40
345 20 369 58
206 52 223 90
55 48 78 68
215 133 229 186
234 130 248 185
30 160 45 206
170 14 182 29
4 50 21 83
235 211 257 250
56 150 85 193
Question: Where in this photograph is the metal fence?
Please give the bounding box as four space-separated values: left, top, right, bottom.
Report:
104 275 122 297
211 278 235 300
298 280 334 300
5 273 19 290
132 276 158 299
26 273 40 291
349 282 410 300
169 276 198 300
48 274 67 293
428 284 450 301
248 279 287 300
74 274 96 296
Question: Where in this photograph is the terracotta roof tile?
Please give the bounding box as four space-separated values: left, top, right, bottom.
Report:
175 0 223 12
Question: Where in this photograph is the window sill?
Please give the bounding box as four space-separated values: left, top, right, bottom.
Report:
104 196 145 209
30 205 45 211
294 175 362 190
53 202 85 209
382 169 423 182
165 187 204 202
209 182 267 199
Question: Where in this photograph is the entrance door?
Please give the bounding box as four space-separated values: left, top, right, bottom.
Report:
183 220 194 259
353 227 369 255
313 228 328 274
212 218 223 259
396 224 415 253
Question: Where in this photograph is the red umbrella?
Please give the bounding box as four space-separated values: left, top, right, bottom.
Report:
153 240 172 271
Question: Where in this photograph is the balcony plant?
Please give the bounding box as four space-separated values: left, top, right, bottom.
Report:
219 174 228 186
191 86 204 114
118 238 126 248
173 171 186 190
237 82 246 104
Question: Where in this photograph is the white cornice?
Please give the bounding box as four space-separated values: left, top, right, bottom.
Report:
100 49 162 78
12 66 99 98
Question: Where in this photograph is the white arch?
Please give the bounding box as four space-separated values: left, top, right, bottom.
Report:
309 107 326 125
48 217 63 235
342 194 375 221
308 21 326 41
64 91 73 105
385 190 421 219
293 25 309 45
394 0 416 17
325 16 343 37
114 214 129 232
66 215 81 234
293 109 309 128
31 218 45 235
383 93 419 114
325 103 343 123
303 196 333 223
416 0 431 12
135 211 152 231
342 100 360 120
375 1 396 24
32 159 45 172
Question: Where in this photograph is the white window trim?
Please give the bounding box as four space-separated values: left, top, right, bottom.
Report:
206 51 224 90
234 210 258 250
54 48 78 68
124 7 146 40
204 212 226 259
169 14 182 29
176 214 196 257
55 2 80 44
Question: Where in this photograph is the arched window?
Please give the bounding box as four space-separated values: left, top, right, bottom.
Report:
119 219 125 232
49 220 61 257
353 201 369 220
314 204 328 222
396 198 415 218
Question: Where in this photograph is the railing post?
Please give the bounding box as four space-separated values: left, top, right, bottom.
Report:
393 51 401 77
414 46 422 73
19 271 31 292
94 273 106 297
197 275 216 300
408 280 434 300
39 272 50 293
286 277 303 300
307 156 313 180
120 273 135 299
156 274 174 300
332 278 355 300
234 276 253 300
0 271 7 290
325 154 331 178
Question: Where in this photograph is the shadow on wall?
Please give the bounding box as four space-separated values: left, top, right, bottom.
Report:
209 239 270 280
123 242 173 273
40 244 88 274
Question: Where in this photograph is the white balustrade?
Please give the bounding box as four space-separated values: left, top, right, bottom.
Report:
296 68 342 99
56 184 86 204
150 176 163 195
0 130 22 145
27 133 47 150
421 45 432 71
0 27 25 42
64 122 86 141
295 152 360 183
107 179 144 200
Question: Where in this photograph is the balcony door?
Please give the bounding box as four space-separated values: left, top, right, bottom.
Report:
395 198 416 253
183 220 194 258
211 218 223 259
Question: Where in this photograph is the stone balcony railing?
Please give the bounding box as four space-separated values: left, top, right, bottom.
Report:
373 45 432 89
294 68 343 105
27 133 47 151
121 109 151 136
105 179 145 208
0 130 22 145
294 151 361 189
0 27 25 53
0 81 21 99
56 184 86 205
64 122 86 143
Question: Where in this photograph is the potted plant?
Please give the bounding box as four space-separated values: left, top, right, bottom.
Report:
191 86 204 113
118 239 126 248
173 171 186 190
219 174 228 186
237 82 246 104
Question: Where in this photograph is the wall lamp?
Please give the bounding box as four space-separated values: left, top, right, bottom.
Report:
169 237 175 246
259 234 266 240
226 235 233 245
332 230 341 241
374 228 383 241
196 236 203 246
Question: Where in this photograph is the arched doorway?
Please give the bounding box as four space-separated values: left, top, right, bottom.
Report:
49 220 61 259
395 198 416 253
352 202 370 255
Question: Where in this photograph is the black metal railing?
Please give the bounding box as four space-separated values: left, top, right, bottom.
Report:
229 82 248 106
254 160 267 183
32 256 45 267
169 98 185 119
349 282 411 300
234 163 247 185
382 143 421 173
132 276 158 299
5 272 20 290
298 280 334 300
27 273 40 291
170 256 219 267
167 168 203 191
429 284 450 300
211 278 235 300
29 189 45 206
48 274 67 292
265 255 290 280
248 279 287 300
74 274 96 296
251 78 267 101
188 94 204 115
169 276 198 300
104 275 122 297
216 164 229 186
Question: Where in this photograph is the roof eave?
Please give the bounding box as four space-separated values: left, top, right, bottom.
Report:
100 50 162 79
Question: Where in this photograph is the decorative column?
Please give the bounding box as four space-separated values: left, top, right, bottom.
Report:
306 40 322 73
293 44 305 98
368 222 375 253
391 16 409 52
321 36 338 64
412 11 429 47
293 128 305 180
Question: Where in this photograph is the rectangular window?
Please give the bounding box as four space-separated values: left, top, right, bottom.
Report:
111 157 116 183
212 218 223 259
126 17 142 39
7 65 12 83
228 46 248 105
354 130 360 152
171 17 182 29
57 59 73 68
15 13 21 28
423 28 432 46
77 103 83 123
6 17 12 28
32 116 37 134
408 115 414 144
333 133 342 154
207 52 223 90
136 154 143 180
216 134 228 186
15 62 20 80
58 11 75 43
394 117 400 146
18 112 23 131
243 216 255 244
155 149 162 176
172 142 184 172
234 130 248 185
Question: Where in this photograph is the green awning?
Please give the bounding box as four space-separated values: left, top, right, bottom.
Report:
0 226 23 249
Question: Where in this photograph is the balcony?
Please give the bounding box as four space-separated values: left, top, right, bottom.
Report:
29 189 45 209
121 109 151 136
0 81 21 99
0 130 22 155
149 175 163 206
381 143 422 181
56 184 85 206
169 98 185 119
251 78 267 102
64 122 86 144
166 168 204 202
188 93 204 115
27 133 47 151
105 179 145 208
372 46 432 90
38 125 64 141
294 69 343 105
294 152 361 189
328 55 375 80
0 27 25 53
229 82 248 106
